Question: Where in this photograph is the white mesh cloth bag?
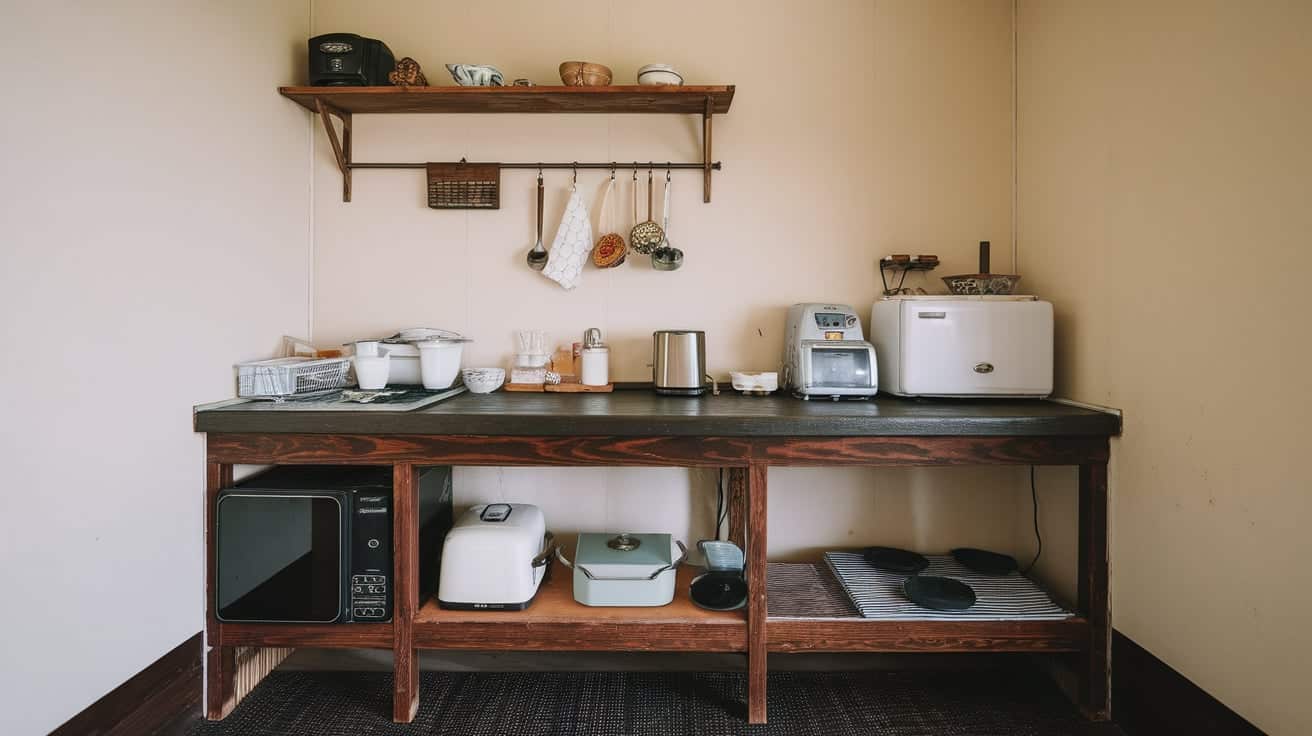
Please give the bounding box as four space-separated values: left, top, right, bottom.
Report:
542 184 593 290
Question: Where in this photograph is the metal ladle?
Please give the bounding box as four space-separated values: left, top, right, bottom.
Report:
526 168 548 271
652 168 683 271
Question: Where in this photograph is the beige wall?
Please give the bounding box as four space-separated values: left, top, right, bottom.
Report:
308 0 1043 561
1017 1 1312 733
0 2 310 734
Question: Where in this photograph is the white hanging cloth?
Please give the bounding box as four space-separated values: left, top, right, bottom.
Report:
542 183 593 291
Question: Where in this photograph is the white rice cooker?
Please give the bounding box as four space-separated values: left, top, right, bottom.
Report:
437 504 554 610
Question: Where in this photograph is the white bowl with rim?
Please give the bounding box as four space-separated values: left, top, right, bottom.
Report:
637 64 683 86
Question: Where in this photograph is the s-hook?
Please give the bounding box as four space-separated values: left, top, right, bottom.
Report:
572 162 578 185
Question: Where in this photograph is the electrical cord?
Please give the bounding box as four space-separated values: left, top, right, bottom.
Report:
715 469 727 541
1023 465 1042 574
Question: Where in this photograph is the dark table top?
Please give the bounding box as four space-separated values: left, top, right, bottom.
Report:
194 390 1120 437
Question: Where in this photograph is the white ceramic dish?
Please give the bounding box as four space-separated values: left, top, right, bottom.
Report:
637 64 683 86
462 367 505 394
730 371 778 393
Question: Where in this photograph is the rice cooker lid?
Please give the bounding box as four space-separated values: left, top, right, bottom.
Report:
576 533 672 578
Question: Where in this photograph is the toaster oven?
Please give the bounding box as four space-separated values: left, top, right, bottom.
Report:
215 465 452 624
782 303 879 399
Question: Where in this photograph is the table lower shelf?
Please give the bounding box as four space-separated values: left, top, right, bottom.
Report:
216 621 393 649
214 564 1087 656
767 618 1088 653
414 567 746 652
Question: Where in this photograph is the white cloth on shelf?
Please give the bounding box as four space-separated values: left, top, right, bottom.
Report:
542 186 593 291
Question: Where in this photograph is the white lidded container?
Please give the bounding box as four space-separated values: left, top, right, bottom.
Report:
580 327 609 386
557 533 688 607
869 295 1053 397
373 328 471 387
437 504 554 610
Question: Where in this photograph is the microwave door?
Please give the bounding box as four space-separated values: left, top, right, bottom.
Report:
808 345 874 389
216 494 344 623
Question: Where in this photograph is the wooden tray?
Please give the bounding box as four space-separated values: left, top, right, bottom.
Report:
546 382 613 393
502 381 614 393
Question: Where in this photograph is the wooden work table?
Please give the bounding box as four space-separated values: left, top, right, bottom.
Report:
195 390 1119 725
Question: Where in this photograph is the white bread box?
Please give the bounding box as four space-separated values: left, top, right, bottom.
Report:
870 295 1053 398
437 504 553 610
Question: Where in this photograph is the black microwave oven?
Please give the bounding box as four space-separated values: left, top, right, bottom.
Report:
215 465 452 624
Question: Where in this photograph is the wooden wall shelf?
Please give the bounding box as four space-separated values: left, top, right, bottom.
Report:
278 85 734 115
280 85 735 202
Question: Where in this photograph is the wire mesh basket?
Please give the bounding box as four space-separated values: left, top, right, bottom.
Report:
236 357 352 397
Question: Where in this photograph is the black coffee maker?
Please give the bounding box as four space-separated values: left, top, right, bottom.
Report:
309 33 395 86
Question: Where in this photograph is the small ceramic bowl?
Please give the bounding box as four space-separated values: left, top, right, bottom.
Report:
637 64 684 86
559 61 612 86
462 367 505 394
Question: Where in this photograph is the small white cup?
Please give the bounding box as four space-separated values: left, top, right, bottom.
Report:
355 354 390 390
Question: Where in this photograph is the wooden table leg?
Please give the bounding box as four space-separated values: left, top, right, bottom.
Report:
726 468 746 549
205 462 236 720
392 463 420 723
746 463 768 724
1077 461 1111 720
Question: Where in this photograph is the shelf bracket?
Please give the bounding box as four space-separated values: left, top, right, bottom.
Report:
315 98 353 202
702 97 714 203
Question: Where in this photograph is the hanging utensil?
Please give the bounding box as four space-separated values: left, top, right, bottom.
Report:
629 164 664 255
526 168 549 271
652 167 683 271
592 166 627 268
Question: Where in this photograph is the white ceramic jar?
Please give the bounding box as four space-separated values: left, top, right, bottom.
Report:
417 340 464 390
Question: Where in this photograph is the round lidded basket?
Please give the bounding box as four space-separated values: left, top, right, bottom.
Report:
559 61 612 87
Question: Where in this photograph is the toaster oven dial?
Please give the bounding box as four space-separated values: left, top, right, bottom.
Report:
329 57 344 72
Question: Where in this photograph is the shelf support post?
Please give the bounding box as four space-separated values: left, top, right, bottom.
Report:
1077 459 1111 720
726 468 746 549
392 462 420 723
746 462 768 724
702 97 714 203
205 462 236 720
315 97 353 202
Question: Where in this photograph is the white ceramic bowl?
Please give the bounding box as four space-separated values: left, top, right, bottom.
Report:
462 367 506 394
637 64 683 86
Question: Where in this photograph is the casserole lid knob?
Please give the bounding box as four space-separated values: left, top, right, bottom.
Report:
607 533 641 551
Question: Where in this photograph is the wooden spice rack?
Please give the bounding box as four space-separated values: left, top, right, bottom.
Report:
278 85 736 202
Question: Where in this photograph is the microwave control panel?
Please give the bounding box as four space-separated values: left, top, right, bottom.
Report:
350 492 393 621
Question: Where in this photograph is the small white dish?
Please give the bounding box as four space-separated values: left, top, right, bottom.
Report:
637 64 684 86
462 367 506 394
730 371 778 394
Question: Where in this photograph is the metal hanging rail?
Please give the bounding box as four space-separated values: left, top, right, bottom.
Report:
349 161 721 171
